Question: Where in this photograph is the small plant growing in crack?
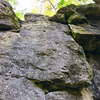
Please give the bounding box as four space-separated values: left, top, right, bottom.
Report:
82 29 85 31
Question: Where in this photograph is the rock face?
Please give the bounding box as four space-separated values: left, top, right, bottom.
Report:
69 24 100 52
76 4 100 20
93 0 100 4
50 3 100 25
0 1 100 100
0 14 92 99
57 4 76 19
67 12 88 25
0 0 21 30
86 53 100 100
49 13 66 24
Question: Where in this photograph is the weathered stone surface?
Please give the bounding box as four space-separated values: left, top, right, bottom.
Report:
46 89 93 100
0 13 92 100
0 0 20 30
17 19 92 89
69 24 100 52
0 76 45 100
67 12 88 25
49 13 66 24
57 4 76 19
45 91 82 100
89 20 100 29
24 13 70 34
24 13 49 22
76 4 100 20
1 2 100 99
86 53 100 100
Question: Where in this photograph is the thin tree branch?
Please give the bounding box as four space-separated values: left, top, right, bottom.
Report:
42 0 57 10
48 0 57 10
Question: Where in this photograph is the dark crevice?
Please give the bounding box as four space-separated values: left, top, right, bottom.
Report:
34 79 67 92
85 50 100 55
0 27 11 31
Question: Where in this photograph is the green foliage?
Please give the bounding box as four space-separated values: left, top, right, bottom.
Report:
5 0 93 20
6 0 24 20
15 11 25 20
57 0 92 9
57 0 70 9
32 8 40 14
6 0 18 6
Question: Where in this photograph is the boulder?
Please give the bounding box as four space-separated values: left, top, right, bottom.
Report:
49 13 66 24
69 24 100 52
57 4 76 19
0 76 45 100
67 12 88 25
76 4 100 20
0 0 21 30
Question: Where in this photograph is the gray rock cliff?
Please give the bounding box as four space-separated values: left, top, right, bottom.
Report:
0 0 100 100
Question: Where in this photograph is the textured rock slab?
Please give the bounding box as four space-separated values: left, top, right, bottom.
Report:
86 53 100 99
21 21 92 89
46 89 93 100
0 76 45 100
76 4 100 20
0 0 20 30
24 13 49 22
45 91 82 100
24 13 70 34
0 17 92 92
69 24 100 52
